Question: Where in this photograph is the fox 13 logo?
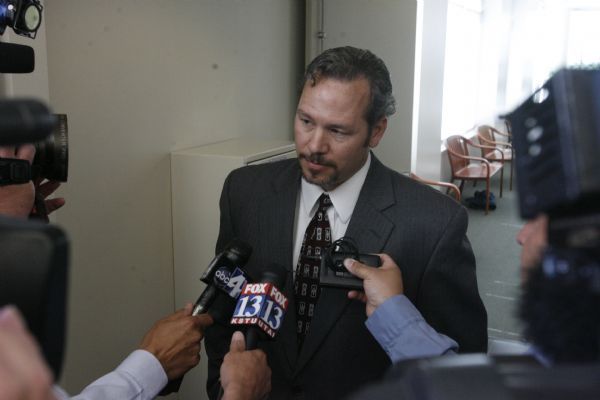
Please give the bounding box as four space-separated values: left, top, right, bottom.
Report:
231 282 289 338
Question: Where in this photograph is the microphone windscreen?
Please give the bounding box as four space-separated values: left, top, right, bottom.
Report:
261 263 288 287
0 42 35 73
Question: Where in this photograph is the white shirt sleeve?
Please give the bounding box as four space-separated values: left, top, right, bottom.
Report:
53 350 167 400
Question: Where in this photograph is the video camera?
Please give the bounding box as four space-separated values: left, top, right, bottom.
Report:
0 0 69 379
374 67 600 400
505 67 600 366
507 67 600 272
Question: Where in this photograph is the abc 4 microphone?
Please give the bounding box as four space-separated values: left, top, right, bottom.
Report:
192 239 253 316
230 264 289 350
160 239 252 395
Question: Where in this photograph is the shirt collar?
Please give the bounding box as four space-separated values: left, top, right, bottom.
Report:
300 152 371 223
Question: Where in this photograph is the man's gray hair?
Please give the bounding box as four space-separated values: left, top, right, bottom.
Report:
302 46 396 130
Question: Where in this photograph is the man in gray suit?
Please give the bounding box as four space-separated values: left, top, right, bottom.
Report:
205 46 487 399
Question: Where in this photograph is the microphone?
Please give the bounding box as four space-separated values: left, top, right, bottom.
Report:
230 264 289 350
160 239 252 395
0 99 57 145
192 239 252 316
0 42 35 73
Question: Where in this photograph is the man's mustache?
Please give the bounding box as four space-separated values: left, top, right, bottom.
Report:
301 153 336 168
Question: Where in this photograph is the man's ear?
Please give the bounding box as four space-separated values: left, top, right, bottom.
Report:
368 118 387 148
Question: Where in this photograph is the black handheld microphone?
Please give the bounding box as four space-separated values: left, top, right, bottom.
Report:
215 265 288 400
160 239 252 395
192 239 253 316
230 263 289 350
0 99 57 145
0 42 34 73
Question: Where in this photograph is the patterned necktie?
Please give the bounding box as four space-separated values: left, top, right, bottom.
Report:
294 193 332 350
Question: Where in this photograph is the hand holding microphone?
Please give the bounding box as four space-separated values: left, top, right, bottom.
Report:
343 253 403 317
139 303 214 380
160 239 252 394
220 331 271 400
216 264 288 400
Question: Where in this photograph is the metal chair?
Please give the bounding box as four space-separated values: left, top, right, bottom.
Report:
409 173 461 202
446 135 504 214
477 125 514 191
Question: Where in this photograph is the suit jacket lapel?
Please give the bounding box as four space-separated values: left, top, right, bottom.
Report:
257 161 301 372
294 154 396 374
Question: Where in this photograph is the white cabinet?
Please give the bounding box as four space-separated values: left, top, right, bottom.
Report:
170 138 295 400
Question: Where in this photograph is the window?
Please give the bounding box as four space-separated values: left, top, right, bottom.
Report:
566 8 600 66
440 0 483 139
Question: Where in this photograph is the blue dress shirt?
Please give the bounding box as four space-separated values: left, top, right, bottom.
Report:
365 295 458 363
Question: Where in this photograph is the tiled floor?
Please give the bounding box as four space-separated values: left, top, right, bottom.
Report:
459 173 526 343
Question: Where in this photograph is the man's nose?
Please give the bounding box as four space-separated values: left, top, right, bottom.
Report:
308 128 328 154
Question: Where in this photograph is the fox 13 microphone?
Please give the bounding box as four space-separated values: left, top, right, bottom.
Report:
160 239 253 394
230 264 289 350
211 264 288 400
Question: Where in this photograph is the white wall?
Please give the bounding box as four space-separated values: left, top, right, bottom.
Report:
306 0 418 174
412 0 448 181
43 0 304 393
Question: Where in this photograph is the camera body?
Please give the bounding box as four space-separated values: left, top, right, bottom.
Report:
508 67 600 364
507 67 600 252
319 237 381 289
507 68 600 221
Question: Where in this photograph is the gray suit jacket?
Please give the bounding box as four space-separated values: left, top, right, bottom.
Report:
205 154 487 400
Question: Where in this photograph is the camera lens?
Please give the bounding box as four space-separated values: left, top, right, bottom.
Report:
32 114 68 182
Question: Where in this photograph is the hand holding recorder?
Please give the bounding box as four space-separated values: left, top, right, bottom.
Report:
343 253 404 317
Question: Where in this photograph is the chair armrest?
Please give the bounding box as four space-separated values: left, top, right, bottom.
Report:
446 146 494 165
490 126 511 139
478 134 512 148
409 173 461 202
465 138 506 162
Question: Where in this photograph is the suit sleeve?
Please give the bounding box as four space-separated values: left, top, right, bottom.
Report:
417 206 488 353
204 171 239 399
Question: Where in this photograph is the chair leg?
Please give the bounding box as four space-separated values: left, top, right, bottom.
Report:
510 160 514 191
499 165 504 198
485 179 490 215
459 180 465 193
